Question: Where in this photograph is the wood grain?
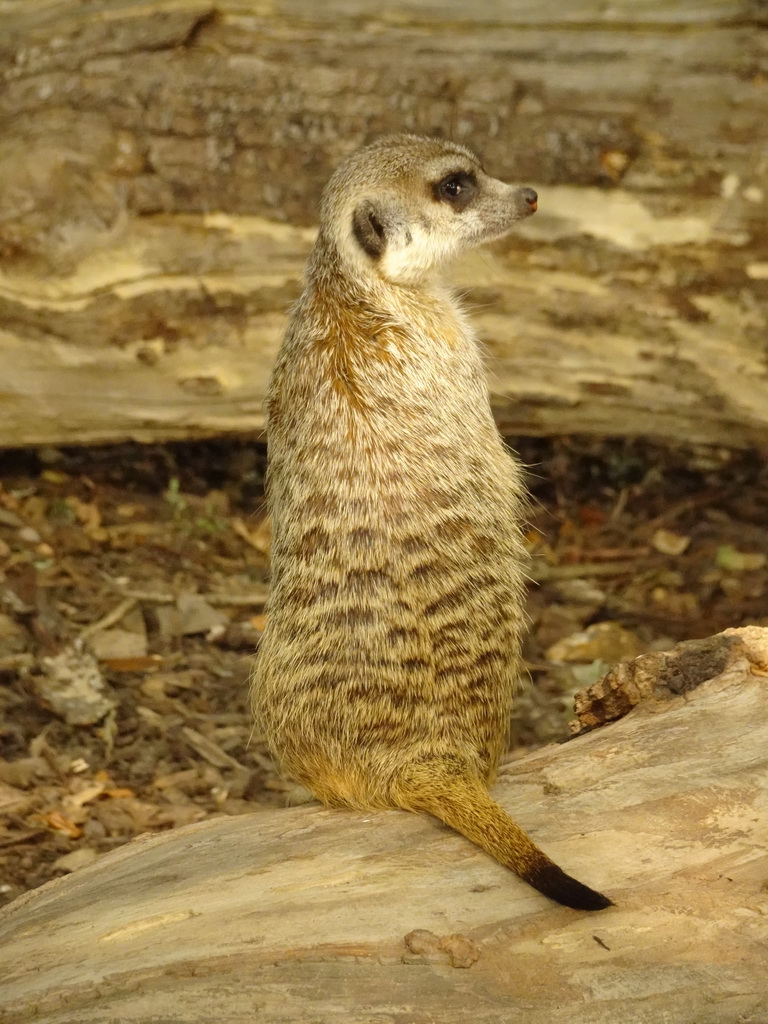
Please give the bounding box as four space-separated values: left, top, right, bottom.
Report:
1 0 766 447
1 626 767 1023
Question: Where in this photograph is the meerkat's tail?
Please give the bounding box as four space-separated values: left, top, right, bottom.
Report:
393 754 612 912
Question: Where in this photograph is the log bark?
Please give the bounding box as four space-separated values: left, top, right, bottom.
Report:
1 626 767 1024
1 0 767 448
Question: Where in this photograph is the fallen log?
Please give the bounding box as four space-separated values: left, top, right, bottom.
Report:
1 0 767 448
1 626 767 1023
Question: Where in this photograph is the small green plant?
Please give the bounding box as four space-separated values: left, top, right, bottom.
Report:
164 477 188 522
47 498 77 525
163 478 226 538
194 513 225 535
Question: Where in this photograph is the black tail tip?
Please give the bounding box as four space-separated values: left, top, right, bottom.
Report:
526 864 614 911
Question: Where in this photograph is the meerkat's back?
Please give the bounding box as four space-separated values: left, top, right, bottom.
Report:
252 134 611 912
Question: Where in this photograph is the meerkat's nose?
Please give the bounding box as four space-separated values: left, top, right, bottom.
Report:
522 187 538 212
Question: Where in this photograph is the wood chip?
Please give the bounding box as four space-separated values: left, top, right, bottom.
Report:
79 597 138 643
52 848 99 873
181 727 245 771
36 648 117 726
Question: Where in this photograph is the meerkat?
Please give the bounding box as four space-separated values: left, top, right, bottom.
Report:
252 134 611 911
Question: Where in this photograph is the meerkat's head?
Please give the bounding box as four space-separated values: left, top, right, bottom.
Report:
316 134 537 287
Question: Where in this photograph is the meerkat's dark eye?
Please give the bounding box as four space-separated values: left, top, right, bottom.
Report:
433 171 478 209
442 176 465 197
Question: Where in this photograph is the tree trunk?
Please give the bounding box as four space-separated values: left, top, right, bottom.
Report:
1 627 767 1024
1 1 766 448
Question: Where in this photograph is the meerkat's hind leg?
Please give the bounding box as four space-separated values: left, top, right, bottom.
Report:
392 754 613 911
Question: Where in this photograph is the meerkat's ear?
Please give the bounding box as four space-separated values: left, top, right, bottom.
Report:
351 199 389 261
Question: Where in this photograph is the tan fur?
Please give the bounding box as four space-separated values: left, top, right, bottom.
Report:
252 134 611 911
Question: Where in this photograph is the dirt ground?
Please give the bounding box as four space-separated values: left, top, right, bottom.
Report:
1 437 766 908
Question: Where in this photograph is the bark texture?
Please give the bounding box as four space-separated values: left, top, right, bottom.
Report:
0 0 767 447
1 626 767 1024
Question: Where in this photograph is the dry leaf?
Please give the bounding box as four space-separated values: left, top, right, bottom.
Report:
116 503 147 518
716 545 766 571
652 529 691 556
546 621 644 664
100 655 163 673
65 495 104 539
36 810 83 838
599 149 630 181
65 782 106 809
